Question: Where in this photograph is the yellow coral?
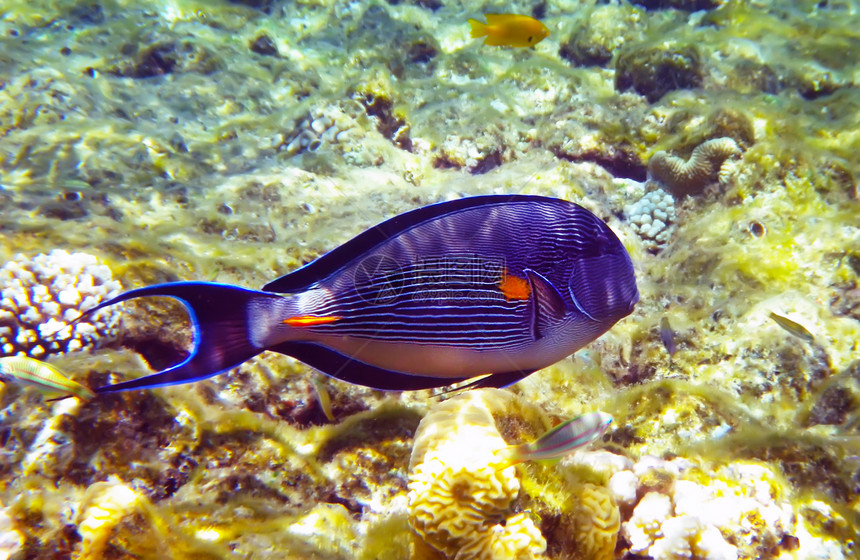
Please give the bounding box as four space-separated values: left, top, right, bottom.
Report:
408 389 547 560
648 137 741 195
76 477 145 560
572 483 620 560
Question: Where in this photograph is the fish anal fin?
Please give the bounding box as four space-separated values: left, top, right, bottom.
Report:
483 34 508 46
525 269 568 339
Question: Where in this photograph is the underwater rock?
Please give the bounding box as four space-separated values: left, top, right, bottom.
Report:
706 108 756 150
354 90 413 152
280 104 362 158
648 137 741 196
558 5 637 68
113 41 222 79
0 503 23 557
407 389 547 559
249 33 279 57
76 477 146 559
0 250 121 358
615 43 703 103
559 32 613 68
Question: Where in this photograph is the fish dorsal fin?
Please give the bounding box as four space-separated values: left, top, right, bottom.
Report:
262 195 563 294
484 14 512 24
525 269 568 340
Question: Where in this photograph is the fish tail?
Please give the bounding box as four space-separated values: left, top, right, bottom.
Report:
77 282 284 393
468 18 488 38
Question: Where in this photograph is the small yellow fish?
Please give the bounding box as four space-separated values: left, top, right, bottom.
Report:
768 312 814 342
468 14 550 48
0 356 94 401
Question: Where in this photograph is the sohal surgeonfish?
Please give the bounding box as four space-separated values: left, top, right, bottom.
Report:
77 195 638 394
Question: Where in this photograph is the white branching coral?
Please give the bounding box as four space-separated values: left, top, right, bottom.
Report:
407 389 547 560
0 250 121 358
648 137 741 196
619 456 800 560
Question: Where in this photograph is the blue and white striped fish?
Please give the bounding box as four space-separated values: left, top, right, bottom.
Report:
498 411 613 466
76 195 638 393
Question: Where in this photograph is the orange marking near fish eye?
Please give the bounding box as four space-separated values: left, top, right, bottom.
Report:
499 268 531 301
284 315 342 327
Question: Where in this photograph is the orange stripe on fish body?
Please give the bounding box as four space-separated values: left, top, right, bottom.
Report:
284 315 342 327
499 268 531 301
468 14 550 48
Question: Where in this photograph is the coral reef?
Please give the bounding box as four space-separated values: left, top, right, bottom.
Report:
0 250 121 358
279 104 363 159
615 42 704 103
648 137 741 196
1 0 859 557
407 389 547 560
625 184 676 251
571 483 620 560
618 455 800 560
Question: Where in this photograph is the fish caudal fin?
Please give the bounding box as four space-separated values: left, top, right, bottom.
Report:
75 282 281 393
468 18 488 38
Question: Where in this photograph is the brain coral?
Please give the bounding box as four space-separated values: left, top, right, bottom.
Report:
648 137 741 196
407 389 547 560
0 250 121 358
573 483 621 560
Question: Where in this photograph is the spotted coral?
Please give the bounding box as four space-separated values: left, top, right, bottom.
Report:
0 250 122 358
648 137 741 196
407 389 547 560
625 185 676 250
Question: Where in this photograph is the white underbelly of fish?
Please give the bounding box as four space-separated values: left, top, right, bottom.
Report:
312 334 574 378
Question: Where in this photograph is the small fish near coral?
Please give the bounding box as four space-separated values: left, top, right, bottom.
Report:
497 411 613 467
0 356 94 401
768 312 814 342
468 14 550 48
659 316 677 359
74 195 638 394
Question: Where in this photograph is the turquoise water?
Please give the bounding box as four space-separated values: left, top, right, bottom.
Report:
1 0 858 558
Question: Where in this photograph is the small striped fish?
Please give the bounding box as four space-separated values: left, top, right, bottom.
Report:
768 312 814 342
72 195 638 394
499 411 613 466
0 356 95 401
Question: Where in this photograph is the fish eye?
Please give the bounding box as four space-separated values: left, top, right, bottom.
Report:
528 36 533 42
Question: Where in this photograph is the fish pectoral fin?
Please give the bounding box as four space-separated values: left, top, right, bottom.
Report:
459 368 537 390
525 268 568 340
